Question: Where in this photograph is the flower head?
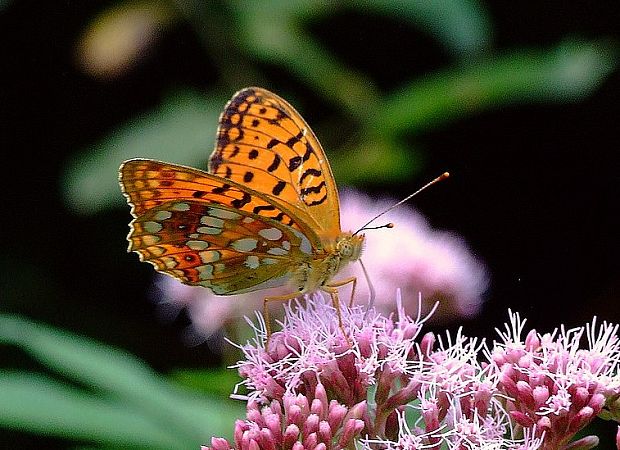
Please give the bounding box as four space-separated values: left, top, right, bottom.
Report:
207 296 620 450
203 383 365 450
338 189 489 322
231 291 428 407
486 310 620 450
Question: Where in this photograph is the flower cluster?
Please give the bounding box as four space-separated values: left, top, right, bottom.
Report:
205 384 365 450
488 311 620 449
204 294 620 450
150 189 488 341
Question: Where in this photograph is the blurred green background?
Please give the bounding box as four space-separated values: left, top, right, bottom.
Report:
1 0 619 448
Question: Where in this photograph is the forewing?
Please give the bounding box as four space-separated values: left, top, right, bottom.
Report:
120 159 302 229
209 87 340 237
126 200 312 295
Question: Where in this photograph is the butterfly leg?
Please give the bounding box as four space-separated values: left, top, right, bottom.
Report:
320 285 352 345
326 277 357 307
263 291 301 339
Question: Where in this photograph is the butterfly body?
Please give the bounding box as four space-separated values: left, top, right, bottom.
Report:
290 232 364 294
119 87 363 332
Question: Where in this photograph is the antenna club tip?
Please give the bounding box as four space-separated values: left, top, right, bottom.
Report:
387 223 394 228
442 172 450 179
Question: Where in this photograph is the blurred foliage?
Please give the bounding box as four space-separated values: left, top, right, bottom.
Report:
0 314 244 449
171 368 241 398
63 0 617 214
63 90 223 215
3 0 618 447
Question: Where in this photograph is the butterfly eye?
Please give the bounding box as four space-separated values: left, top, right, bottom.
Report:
338 240 353 257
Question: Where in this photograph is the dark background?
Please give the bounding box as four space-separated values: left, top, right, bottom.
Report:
1 1 619 447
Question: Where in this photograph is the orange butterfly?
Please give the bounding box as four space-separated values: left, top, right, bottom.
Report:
119 87 366 335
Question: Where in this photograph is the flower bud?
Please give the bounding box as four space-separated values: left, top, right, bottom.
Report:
338 419 364 447
209 437 231 450
524 329 540 351
565 435 599 450
510 410 535 427
283 424 300 448
318 420 332 443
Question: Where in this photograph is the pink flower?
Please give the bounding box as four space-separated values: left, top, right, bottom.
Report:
203 384 365 450
150 188 488 340
206 296 620 449
209 294 511 449
487 310 620 450
338 189 488 322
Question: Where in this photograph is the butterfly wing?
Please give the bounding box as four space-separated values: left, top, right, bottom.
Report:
209 87 341 245
119 160 314 294
121 159 300 227
128 200 312 294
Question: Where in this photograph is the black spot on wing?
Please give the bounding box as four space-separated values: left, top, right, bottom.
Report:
210 151 223 171
286 132 302 148
288 156 302 171
212 183 231 194
300 168 322 183
243 171 254 182
253 204 276 214
272 181 286 196
231 192 251 208
306 194 328 206
267 154 281 172
249 149 259 159
300 181 325 196
302 143 314 162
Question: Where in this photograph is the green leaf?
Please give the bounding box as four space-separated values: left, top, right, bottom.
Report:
371 40 618 136
331 138 420 185
0 314 244 443
230 0 490 118
0 372 188 449
170 368 242 397
62 90 223 215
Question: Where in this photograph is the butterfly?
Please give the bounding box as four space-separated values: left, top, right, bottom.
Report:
119 87 368 336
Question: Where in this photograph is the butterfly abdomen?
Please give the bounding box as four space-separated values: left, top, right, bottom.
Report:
291 255 341 293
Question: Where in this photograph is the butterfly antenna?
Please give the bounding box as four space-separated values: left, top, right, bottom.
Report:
359 258 375 313
354 172 449 235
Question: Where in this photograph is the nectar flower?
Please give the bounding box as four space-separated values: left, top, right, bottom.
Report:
207 296 620 450
202 383 365 450
150 188 488 340
338 189 488 322
486 310 620 450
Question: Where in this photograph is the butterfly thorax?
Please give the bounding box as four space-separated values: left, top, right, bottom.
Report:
292 232 364 293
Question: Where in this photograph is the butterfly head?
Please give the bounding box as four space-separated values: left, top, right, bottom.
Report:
336 233 365 263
